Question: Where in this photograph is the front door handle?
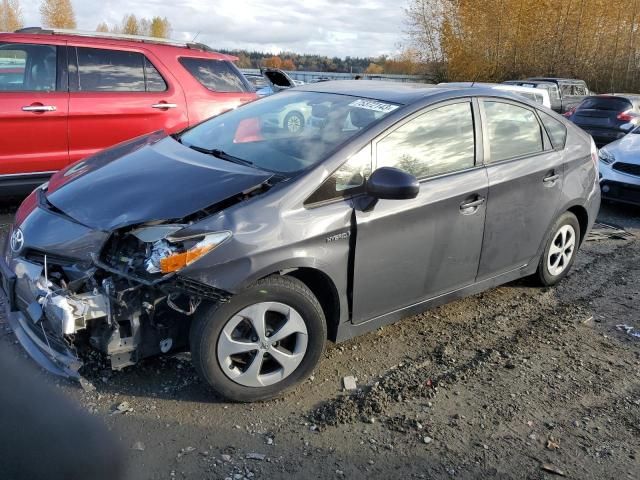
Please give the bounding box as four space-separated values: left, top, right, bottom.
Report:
151 103 178 109
22 105 56 112
460 196 486 214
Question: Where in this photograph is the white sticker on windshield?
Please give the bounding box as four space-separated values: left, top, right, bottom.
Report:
349 99 399 114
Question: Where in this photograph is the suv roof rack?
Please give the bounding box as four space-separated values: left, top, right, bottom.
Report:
13 27 215 53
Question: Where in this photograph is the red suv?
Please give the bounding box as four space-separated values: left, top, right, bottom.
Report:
0 28 257 196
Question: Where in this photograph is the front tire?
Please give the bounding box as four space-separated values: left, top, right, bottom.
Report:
283 111 305 134
190 275 326 402
536 212 580 286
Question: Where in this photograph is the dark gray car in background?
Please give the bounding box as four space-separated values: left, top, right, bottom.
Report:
0 82 600 402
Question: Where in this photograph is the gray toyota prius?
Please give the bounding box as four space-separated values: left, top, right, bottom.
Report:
1 81 600 402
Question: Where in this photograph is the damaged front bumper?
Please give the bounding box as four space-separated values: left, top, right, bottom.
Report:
0 243 82 378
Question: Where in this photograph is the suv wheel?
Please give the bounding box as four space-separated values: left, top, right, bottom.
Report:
284 111 305 134
537 212 580 286
190 276 326 402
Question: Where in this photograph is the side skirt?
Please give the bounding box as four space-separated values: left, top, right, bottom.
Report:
335 263 536 342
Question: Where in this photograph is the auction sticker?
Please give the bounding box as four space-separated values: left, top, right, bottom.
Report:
349 99 399 113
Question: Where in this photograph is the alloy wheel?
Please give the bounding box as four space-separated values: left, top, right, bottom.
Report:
547 224 576 276
217 302 308 387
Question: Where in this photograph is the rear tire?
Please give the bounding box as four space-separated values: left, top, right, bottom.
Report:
190 275 326 402
536 212 580 286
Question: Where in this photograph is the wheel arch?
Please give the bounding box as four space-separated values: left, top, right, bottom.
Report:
251 266 342 342
566 204 589 245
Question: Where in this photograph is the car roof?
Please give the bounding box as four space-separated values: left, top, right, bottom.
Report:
527 77 586 83
295 80 473 105
0 28 235 61
504 80 557 86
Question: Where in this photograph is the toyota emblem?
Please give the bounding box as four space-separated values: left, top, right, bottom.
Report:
10 228 24 253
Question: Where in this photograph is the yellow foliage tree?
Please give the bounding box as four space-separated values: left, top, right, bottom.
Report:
406 0 640 92
365 62 384 74
95 21 109 33
40 0 76 29
120 14 140 35
263 56 283 69
0 0 23 32
149 16 171 38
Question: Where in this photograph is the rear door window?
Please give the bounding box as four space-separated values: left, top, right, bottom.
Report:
0 43 57 91
76 47 145 91
180 57 250 92
483 101 544 162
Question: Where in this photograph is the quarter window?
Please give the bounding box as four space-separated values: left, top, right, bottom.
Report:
179 57 249 92
538 111 568 149
305 145 372 205
376 102 475 179
144 57 167 92
0 43 57 92
484 101 543 162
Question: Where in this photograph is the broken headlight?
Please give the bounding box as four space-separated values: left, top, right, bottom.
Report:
132 227 232 274
598 149 615 165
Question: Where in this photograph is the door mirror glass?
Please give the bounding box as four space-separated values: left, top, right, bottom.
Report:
366 167 419 200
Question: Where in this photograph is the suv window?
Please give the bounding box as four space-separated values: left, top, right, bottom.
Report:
484 101 543 162
143 57 167 92
538 111 568 149
180 57 249 92
0 43 56 91
305 145 372 205
74 47 167 92
376 102 475 179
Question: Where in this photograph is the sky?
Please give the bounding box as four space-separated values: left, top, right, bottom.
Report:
21 0 409 58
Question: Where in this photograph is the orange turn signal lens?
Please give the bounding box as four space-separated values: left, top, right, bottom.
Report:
159 232 231 273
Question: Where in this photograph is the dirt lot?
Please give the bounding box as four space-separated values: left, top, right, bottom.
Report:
1 201 638 480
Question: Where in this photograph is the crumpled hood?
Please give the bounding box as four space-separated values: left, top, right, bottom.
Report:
605 132 640 165
46 132 272 231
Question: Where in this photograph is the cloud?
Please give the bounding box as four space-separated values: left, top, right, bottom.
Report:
21 0 408 58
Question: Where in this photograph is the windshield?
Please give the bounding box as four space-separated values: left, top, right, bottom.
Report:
179 91 398 174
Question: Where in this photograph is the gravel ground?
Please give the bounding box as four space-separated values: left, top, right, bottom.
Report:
0 200 638 480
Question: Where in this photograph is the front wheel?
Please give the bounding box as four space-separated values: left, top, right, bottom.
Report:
190 276 326 402
536 212 580 286
283 111 305 134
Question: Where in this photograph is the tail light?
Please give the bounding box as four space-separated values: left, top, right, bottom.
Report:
563 107 576 118
590 138 599 179
617 109 638 122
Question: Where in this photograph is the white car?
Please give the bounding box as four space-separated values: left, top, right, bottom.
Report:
440 82 552 109
598 128 640 205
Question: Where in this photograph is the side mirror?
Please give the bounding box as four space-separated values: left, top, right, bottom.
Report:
366 167 419 200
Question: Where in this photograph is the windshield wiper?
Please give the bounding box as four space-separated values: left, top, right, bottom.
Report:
187 145 255 167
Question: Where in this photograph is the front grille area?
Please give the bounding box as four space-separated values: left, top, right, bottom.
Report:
171 277 230 302
613 162 640 177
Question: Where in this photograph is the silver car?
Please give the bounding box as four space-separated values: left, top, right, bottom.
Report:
1 82 601 402
598 127 640 205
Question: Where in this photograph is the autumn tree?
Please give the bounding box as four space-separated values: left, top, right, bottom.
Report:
281 58 296 70
406 0 640 92
365 62 384 74
40 0 76 29
95 21 109 33
0 0 23 31
149 16 171 38
263 56 283 69
120 14 140 35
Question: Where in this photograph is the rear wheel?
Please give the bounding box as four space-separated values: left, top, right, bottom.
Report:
190 276 326 402
536 212 580 286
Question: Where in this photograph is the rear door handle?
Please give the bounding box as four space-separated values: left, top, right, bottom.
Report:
151 103 177 109
22 105 56 112
460 196 486 213
543 173 560 184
